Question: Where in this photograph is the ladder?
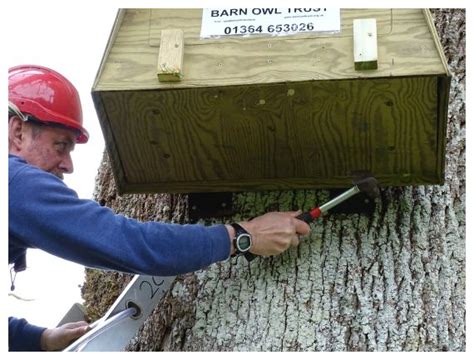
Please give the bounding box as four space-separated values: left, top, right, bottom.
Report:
64 274 175 351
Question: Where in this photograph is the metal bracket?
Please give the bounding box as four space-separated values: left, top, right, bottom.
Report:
187 188 375 222
188 192 235 223
325 188 376 215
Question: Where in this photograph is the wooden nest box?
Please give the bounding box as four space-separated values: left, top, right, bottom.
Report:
92 9 450 194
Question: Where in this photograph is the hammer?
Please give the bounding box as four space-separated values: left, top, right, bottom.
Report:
296 176 380 224
244 177 379 261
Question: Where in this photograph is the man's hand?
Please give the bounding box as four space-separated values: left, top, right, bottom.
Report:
40 321 90 351
238 211 311 256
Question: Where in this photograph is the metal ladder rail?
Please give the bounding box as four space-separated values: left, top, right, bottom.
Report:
63 274 176 351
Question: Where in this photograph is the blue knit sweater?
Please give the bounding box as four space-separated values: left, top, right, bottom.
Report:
8 154 230 351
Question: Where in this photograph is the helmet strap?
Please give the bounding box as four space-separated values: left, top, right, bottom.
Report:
8 101 27 122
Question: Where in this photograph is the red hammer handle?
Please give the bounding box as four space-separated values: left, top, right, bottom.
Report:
296 207 322 224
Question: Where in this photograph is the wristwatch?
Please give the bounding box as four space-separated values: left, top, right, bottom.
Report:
230 223 253 259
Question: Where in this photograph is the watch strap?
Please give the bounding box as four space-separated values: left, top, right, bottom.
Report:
231 223 252 255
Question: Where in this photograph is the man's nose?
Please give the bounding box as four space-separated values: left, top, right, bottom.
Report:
59 153 74 174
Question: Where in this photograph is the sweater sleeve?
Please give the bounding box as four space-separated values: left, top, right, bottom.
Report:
9 158 231 276
9 317 46 351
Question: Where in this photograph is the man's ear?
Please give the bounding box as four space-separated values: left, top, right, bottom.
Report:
8 116 26 151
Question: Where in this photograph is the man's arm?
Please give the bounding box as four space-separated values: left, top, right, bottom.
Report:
10 159 310 276
9 317 46 351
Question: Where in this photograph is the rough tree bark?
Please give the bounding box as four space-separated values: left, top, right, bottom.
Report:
82 9 465 351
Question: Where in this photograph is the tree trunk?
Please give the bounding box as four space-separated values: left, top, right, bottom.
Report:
82 9 465 351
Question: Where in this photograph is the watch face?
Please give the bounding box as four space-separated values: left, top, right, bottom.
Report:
236 233 252 252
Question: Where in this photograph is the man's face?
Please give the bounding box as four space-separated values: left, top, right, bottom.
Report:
18 122 77 180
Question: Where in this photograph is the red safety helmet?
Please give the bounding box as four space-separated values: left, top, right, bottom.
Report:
8 65 89 143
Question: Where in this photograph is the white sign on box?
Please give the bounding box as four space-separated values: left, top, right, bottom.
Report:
201 8 340 38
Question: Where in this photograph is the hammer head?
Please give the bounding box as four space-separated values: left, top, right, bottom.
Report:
353 176 380 199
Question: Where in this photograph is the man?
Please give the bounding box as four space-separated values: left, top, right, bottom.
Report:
8 65 311 351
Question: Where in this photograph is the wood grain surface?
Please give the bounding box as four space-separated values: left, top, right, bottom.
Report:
92 8 449 193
